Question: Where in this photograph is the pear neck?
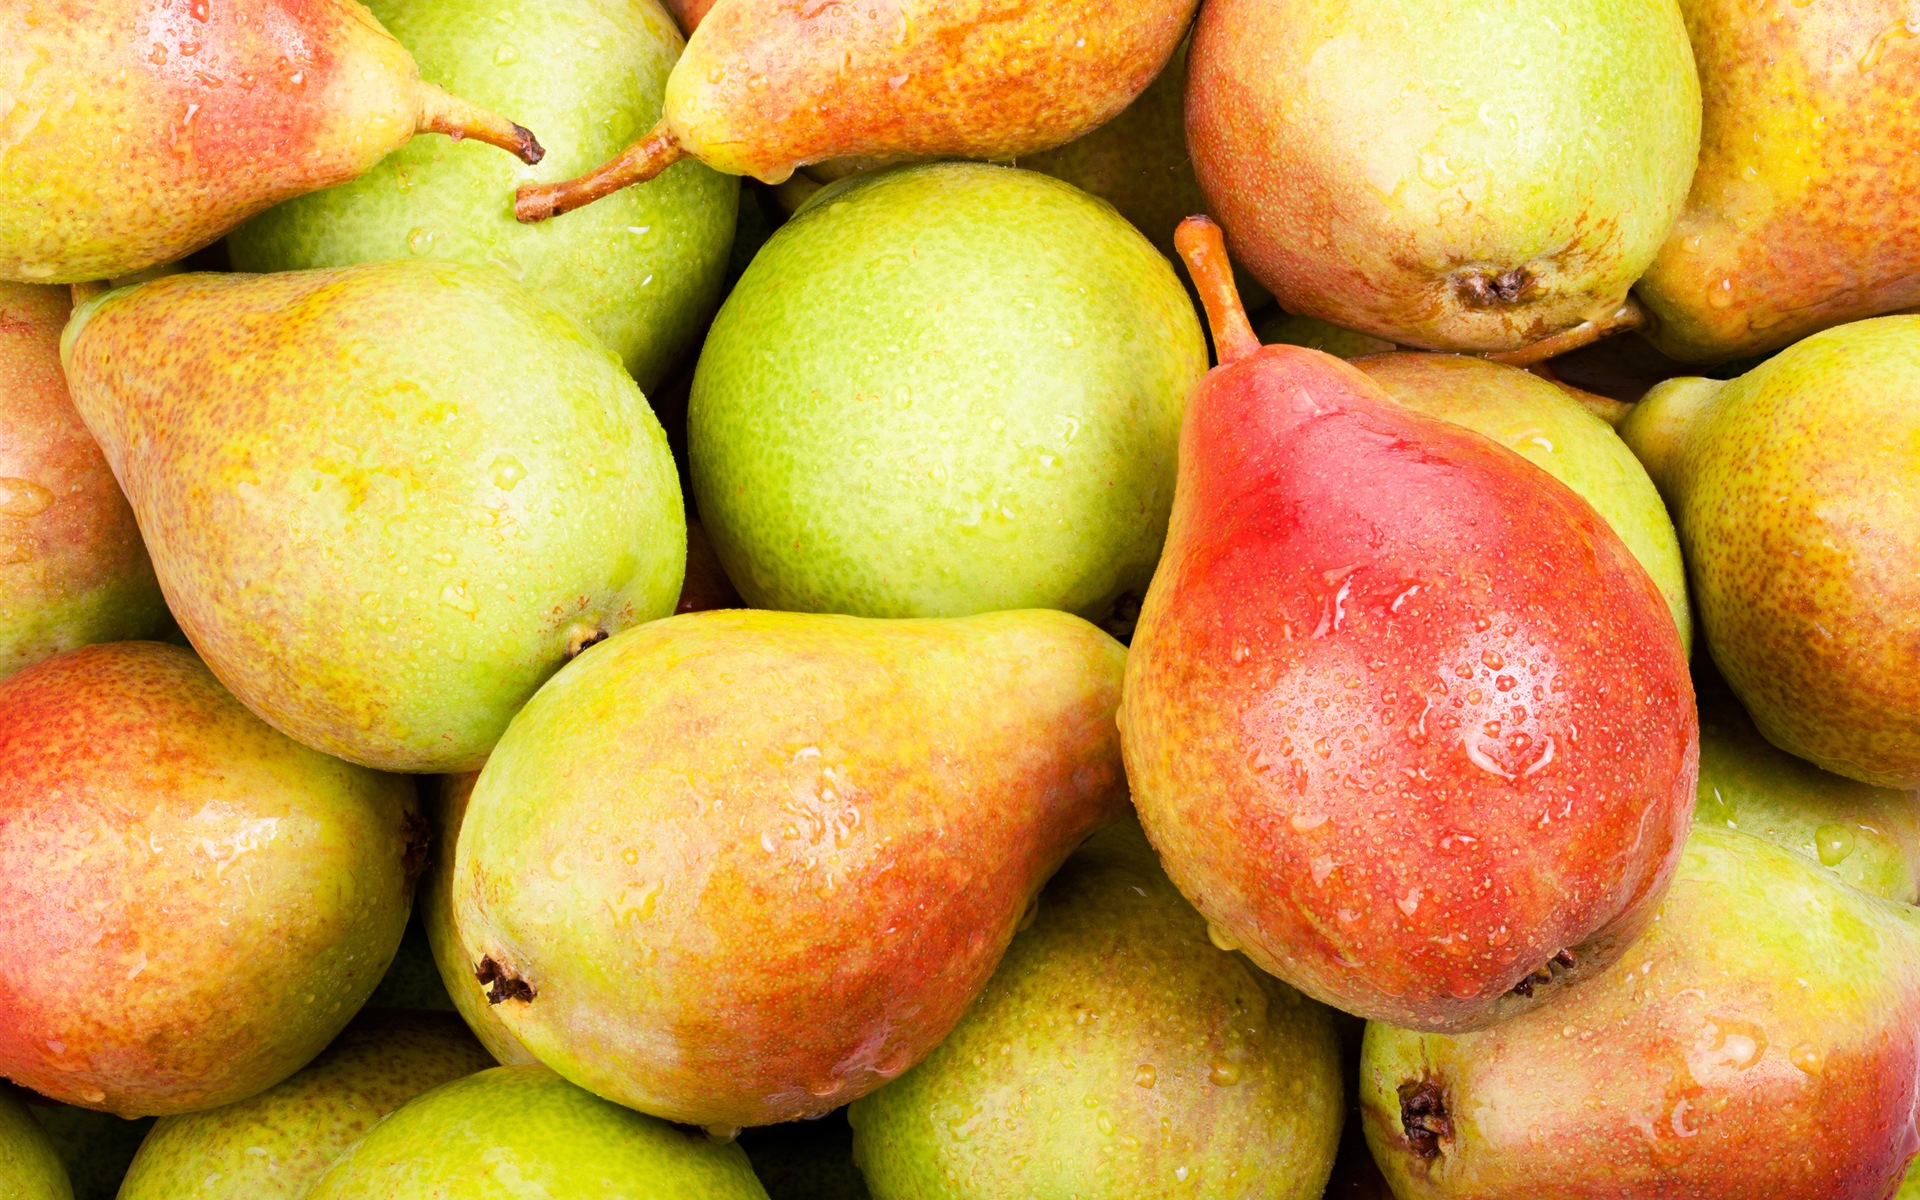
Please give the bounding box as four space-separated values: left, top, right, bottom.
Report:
1620 375 1725 501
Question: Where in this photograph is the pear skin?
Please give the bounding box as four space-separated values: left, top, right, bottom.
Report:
61 261 685 773
1621 315 1920 787
1636 0 1920 363
423 772 538 1067
1362 825 1920 1200
1120 220 1697 1032
116 1010 492 1200
451 608 1129 1127
848 820 1345 1199
1186 0 1700 354
0 283 166 679
1259 312 1397 359
305 1065 770 1199
0 643 419 1116
0 0 541 284
0 1088 69 1200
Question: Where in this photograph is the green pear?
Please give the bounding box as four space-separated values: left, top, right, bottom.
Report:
228 0 737 393
0 1089 70 1200
739 1113 872 1200
116 1010 492 1199
1351 352 1690 650
23 1105 150 1200
690 163 1206 623
849 819 1344 1199
1361 825 1920 1199
61 260 685 773
1621 314 1920 786
1258 311 1396 359
304 1065 770 1198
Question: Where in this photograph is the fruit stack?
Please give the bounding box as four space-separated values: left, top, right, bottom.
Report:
1 0 1916 1196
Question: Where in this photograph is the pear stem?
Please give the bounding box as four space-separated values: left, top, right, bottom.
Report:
515 122 687 223
1482 298 1646 369
1175 216 1260 366
415 82 545 165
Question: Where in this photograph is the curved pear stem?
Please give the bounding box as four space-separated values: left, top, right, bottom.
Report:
1175 216 1260 366
1483 298 1647 369
515 122 688 223
415 83 545 165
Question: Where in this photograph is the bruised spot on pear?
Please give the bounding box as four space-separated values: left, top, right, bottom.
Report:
1399 1078 1452 1161
475 958 535 1005
565 624 611 659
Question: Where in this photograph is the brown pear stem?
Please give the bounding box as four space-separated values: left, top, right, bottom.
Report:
415 82 544 165
1175 216 1260 366
69 281 110 306
515 122 687 223
1483 298 1647 369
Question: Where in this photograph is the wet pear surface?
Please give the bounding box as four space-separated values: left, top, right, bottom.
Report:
0 1088 70 1200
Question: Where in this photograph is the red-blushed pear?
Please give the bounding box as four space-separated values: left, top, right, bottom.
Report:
1117 218 1698 1032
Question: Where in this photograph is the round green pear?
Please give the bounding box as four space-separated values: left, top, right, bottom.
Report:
304 1065 771 1198
0 1089 70 1200
26 1106 150 1200
229 0 737 392
117 1010 493 1200
849 819 1344 1200
690 162 1207 624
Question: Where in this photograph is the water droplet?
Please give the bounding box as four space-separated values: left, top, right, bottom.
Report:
1206 923 1240 952
406 227 432 254
490 455 526 490
1133 1063 1157 1088
0 478 55 518
1209 1060 1242 1086
1815 822 1856 866
1707 278 1736 309
1791 1043 1826 1076
494 42 520 65
440 583 479 614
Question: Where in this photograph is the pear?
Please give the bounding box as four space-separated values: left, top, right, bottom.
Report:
0 1089 69 1200
450 608 1129 1127
1621 314 1920 787
228 0 738 392
1118 219 1697 1032
511 0 1197 219
0 0 542 284
1350 353 1691 650
23 1105 150 1200
1694 664 1920 903
0 642 419 1115
848 820 1345 1199
1361 825 1920 1199
0 283 167 679
1186 0 1700 355
690 163 1206 624
1259 312 1396 359
61 261 685 773
1635 0 1920 363
116 1010 492 1199
305 1064 770 1198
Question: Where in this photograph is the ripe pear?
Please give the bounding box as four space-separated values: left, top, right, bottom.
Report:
1635 0 1920 363
0 0 541 284
1120 220 1697 1032
1186 0 1700 354
1351 353 1691 650
1362 825 1920 1199
690 163 1205 624
511 0 1197 219
1622 314 1920 787
451 608 1129 1127
848 819 1345 1199
0 1089 69 1200
1694 665 1920 903
228 0 738 392
23 1105 149 1200
61 261 685 773
116 1010 491 1199
305 1065 770 1199
0 642 419 1115
0 283 166 679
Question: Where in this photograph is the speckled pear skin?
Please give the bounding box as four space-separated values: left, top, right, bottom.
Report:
849 819 1344 1200
2 0 490 283
1362 826 1920 1200
451 608 1129 1128
1621 315 1920 788
228 0 738 393
61 261 685 773
0 283 166 678
1186 0 1700 352
690 163 1206 622
1119 344 1697 1032
305 1065 772 1199
1693 664 1920 904
0 1089 71 1200
1636 0 1920 364
423 772 538 1066
660 0 1196 183
1351 352 1691 651
116 1010 490 1200
0 642 419 1116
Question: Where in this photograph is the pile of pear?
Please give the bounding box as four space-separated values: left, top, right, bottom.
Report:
1 0 1919 1196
